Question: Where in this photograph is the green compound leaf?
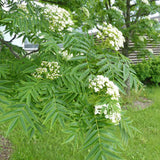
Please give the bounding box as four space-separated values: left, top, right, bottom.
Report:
6 118 18 136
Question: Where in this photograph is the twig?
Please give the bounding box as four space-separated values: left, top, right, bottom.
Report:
23 47 39 58
7 34 16 43
0 38 20 59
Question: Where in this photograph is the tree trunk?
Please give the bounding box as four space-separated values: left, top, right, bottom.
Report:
123 0 131 95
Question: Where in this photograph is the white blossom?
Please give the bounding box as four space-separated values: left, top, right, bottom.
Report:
107 112 121 124
111 6 123 16
17 2 74 32
154 18 159 22
142 0 150 5
33 61 61 80
95 103 121 125
110 0 115 6
144 16 151 20
59 50 73 60
44 3 74 32
138 36 146 42
96 23 125 50
58 49 85 60
89 75 120 100
147 48 153 54
90 75 121 124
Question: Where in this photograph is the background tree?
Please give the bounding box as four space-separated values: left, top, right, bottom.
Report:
70 0 160 57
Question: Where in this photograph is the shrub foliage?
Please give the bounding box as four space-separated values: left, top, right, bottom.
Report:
134 56 160 85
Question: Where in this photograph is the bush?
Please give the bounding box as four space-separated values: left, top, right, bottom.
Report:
133 56 160 85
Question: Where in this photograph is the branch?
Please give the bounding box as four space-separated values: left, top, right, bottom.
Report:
130 4 137 8
104 0 109 10
108 0 111 7
23 47 39 58
150 0 158 2
125 0 131 28
7 34 16 43
0 38 20 59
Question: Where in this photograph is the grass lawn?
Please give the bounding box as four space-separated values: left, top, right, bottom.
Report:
0 87 160 160
121 87 160 160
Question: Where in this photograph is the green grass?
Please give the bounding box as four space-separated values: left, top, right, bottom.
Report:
0 121 88 160
0 87 160 160
121 87 160 160
0 124 87 160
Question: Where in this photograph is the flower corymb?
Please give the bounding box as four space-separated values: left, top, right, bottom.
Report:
96 23 125 51
142 0 150 5
33 61 61 80
44 4 74 32
89 75 121 124
89 75 120 100
111 6 123 16
95 103 121 125
17 2 74 32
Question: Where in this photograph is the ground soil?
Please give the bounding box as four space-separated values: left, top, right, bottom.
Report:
0 135 12 160
132 97 152 110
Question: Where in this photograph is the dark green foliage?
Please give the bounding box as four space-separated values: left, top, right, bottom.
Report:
0 1 142 159
40 0 86 11
133 56 160 85
0 32 140 159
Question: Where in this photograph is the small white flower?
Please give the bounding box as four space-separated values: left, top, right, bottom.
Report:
96 23 125 50
111 6 123 16
147 48 153 54
109 112 121 124
110 41 114 46
154 18 159 22
94 87 99 92
110 0 115 6
89 75 120 101
144 16 151 20
95 105 102 115
33 61 60 80
142 0 150 5
94 103 121 125
139 36 145 42
59 50 73 60
96 35 100 38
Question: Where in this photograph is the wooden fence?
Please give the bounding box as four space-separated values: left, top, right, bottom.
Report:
128 42 160 64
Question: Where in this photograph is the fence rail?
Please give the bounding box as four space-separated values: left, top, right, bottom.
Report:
128 42 160 63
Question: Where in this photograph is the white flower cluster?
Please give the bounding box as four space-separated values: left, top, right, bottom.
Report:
17 3 28 12
142 0 150 5
96 22 125 50
58 49 84 60
59 50 73 60
138 36 146 42
95 103 121 124
144 16 151 20
89 75 121 124
111 6 123 16
110 0 115 6
147 48 154 54
154 18 159 22
89 75 120 100
44 4 74 32
17 2 74 32
32 61 60 80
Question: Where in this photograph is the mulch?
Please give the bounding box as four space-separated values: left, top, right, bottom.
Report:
0 135 12 160
133 97 152 110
